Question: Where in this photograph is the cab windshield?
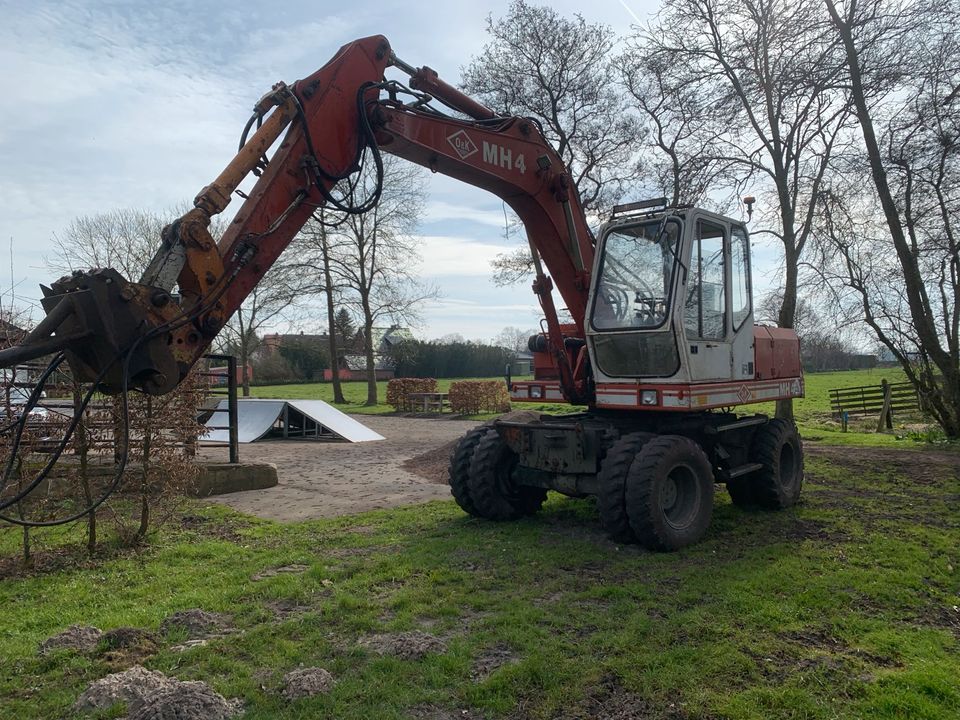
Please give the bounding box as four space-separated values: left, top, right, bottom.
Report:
591 219 681 331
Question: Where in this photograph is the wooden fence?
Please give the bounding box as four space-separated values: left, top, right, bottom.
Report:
829 379 920 430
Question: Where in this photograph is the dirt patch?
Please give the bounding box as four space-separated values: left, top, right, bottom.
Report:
406 706 487 720
558 675 695 720
161 609 232 639
402 439 458 484
360 631 448 660
266 598 314 622
807 444 960 487
74 665 174 712
178 514 249 543
252 564 309 581
39 624 102 655
98 627 161 669
282 667 335 699
471 644 518 681
126 680 242 720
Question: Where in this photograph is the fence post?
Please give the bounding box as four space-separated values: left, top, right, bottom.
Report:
876 378 893 432
227 355 239 464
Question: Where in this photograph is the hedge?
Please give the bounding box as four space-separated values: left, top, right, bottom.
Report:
386 378 439 411
448 380 511 414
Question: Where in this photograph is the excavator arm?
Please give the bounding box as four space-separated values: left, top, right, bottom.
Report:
0 35 594 402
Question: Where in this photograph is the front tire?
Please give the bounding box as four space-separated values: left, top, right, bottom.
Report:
448 426 489 516
750 419 804 509
625 435 714 551
596 432 654 542
467 429 547 520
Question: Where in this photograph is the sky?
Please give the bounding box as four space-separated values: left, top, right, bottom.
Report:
0 0 783 342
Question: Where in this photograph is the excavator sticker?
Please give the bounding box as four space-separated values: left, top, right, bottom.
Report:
482 141 526 174
446 130 479 160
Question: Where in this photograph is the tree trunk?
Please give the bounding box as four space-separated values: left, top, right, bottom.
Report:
363 314 377 406
323 238 345 404
74 386 96 553
775 245 799 421
240 341 251 397
137 396 152 539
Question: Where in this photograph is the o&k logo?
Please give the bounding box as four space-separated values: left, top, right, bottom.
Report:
447 130 478 160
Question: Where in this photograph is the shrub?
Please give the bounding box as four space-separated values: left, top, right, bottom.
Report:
448 381 511 414
386 378 439 411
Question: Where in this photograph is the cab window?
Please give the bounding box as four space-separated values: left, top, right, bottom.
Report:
684 221 726 340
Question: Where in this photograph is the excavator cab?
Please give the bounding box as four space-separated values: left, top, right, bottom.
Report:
586 202 756 387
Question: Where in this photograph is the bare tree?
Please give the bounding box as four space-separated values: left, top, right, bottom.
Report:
463 0 642 285
295 212 351 403
812 0 960 434
621 43 730 207
47 209 166 278
463 0 642 213
494 326 536 354
633 0 853 417
213 263 305 396
302 156 436 405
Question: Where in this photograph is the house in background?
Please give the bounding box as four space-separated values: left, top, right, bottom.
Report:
325 325 413 381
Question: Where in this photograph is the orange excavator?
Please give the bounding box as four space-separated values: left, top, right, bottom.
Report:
0 35 804 549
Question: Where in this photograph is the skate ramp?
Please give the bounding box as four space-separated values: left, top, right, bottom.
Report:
204 398 384 443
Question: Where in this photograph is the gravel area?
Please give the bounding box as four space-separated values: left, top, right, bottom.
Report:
197 415 479 522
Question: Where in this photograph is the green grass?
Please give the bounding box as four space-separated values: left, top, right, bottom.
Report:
1 446 957 719
249 377 527 417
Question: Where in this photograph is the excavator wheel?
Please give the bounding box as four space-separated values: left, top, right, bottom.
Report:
749 418 804 509
447 426 490 516
596 431 654 542
467 428 547 520
625 435 714 551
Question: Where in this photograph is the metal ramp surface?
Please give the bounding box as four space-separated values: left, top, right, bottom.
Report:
203 398 384 444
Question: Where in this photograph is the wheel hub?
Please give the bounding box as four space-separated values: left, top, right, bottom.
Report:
661 476 678 510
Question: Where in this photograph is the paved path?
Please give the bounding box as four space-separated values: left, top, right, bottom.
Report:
197 415 479 522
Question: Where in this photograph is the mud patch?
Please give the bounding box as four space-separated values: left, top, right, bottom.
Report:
807 444 960 487
471 644 518 681
360 631 447 660
282 667 335 699
39 624 102 655
558 675 693 719
266 598 314 622
252 564 309 581
161 608 232 639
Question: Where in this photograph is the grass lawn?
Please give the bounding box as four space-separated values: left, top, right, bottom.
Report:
1 444 957 719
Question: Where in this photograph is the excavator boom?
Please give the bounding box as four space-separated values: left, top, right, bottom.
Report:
1 35 593 402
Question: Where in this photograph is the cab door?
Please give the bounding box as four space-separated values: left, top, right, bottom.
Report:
682 218 755 384
684 217 733 382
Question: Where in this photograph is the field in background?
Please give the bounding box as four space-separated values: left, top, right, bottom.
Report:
252 368 933 446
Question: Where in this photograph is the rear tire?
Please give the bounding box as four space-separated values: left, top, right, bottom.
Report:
625 435 714 551
468 429 547 520
751 418 804 509
448 426 489 516
596 432 654 542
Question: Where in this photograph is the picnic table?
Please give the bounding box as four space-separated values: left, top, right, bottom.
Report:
405 392 449 413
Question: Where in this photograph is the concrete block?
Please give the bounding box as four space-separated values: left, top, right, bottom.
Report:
191 462 278 497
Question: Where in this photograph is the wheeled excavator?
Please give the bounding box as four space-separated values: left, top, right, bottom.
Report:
0 35 804 550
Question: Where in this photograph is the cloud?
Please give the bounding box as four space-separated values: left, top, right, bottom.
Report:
415 235 514 277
